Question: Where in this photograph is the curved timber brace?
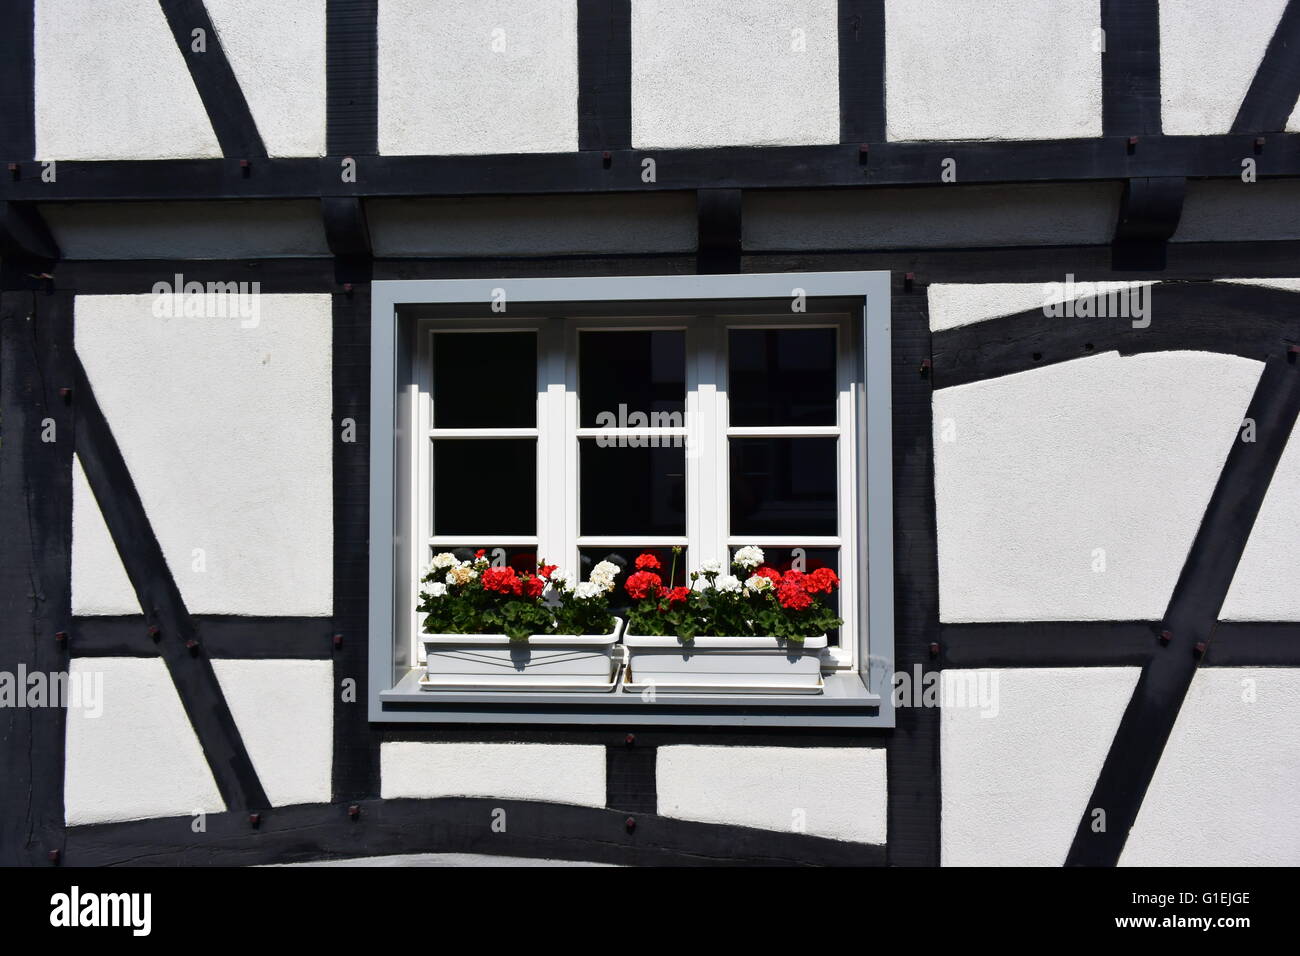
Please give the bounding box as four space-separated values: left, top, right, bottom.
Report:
1111 176 1185 271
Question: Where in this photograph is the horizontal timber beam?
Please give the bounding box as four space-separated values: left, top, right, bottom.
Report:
2 135 1298 202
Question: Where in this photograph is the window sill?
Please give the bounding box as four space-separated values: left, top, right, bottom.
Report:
375 668 886 727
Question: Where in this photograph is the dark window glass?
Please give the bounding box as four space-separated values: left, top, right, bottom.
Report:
430 544 542 575
432 439 535 534
578 546 689 612
729 438 836 536
580 440 685 536
730 545 840 644
433 332 536 428
728 328 836 426
579 330 686 428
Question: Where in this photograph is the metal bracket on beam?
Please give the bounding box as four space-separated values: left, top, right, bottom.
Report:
1112 176 1185 270
696 188 742 275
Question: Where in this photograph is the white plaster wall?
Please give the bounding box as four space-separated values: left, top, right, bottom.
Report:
74 294 333 616
934 351 1262 621
1121 668 1300 866
71 454 140 616
631 0 839 149
378 0 578 156
1288 96 1300 133
656 745 887 844
927 281 1156 333
64 657 224 825
941 667 1139 866
380 742 606 807
1173 180 1300 243
885 0 1101 141
1221 419 1300 620
368 193 697 257
743 183 1122 252
43 201 331 260
212 659 333 806
205 0 327 157
1159 0 1290 135
34 0 220 160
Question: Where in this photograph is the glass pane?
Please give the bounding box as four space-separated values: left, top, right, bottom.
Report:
426 544 541 575
579 330 686 428
729 437 836 536
433 332 536 428
432 439 535 534
580 440 685 536
729 328 837 427
730 544 840 644
579 546 689 612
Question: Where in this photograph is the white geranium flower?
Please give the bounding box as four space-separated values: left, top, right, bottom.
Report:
423 582 448 599
430 551 458 570
744 574 774 594
445 562 477 586
549 568 573 590
574 581 604 601
714 574 742 593
700 558 723 574
590 560 620 592
733 545 764 570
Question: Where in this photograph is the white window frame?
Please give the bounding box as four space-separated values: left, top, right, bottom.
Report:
370 272 894 727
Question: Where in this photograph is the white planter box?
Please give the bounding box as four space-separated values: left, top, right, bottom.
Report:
622 633 828 694
421 618 624 691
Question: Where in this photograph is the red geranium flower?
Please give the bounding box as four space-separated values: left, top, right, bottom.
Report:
665 586 691 605
625 570 663 600
522 574 546 599
482 566 522 596
475 549 486 559
754 565 782 583
537 563 557 580
776 571 812 610
804 567 840 594
634 553 662 571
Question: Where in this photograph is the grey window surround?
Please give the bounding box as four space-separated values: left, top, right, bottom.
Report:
369 272 895 727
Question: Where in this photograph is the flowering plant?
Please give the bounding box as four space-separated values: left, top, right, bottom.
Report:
418 551 616 641
624 546 841 642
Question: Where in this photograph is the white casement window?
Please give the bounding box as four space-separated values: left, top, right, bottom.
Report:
371 273 894 726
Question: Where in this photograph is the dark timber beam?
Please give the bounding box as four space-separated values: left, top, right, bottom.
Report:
70 615 335 659
326 0 378 156
696 188 741 274
0 200 60 264
0 0 34 161
1101 0 1162 136
838 0 886 144
1111 175 1185 269
0 290 73 866
1232 0 1300 133
577 0 632 151
3 134 1298 201
72 355 271 811
1066 354 1300 866
157 0 266 159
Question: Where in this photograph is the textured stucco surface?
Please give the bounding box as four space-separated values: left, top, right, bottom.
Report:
1289 95 1300 133
1159 0 1290 135
73 294 333 616
941 667 1139 866
71 454 140 615
205 0 327 157
1173 180 1300 243
34 0 220 160
64 657 225 825
378 0 577 155
631 0 839 148
212 659 333 807
927 280 1156 333
43 201 331 260
380 743 606 807
368 193 698 256
743 183 1122 251
885 0 1102 141
1221 419 1300 620
934 351 1262 621
1121 668 1300 866
656 745 887 844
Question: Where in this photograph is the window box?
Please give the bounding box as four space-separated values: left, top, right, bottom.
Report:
622 632 828 694
421 619 625 691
